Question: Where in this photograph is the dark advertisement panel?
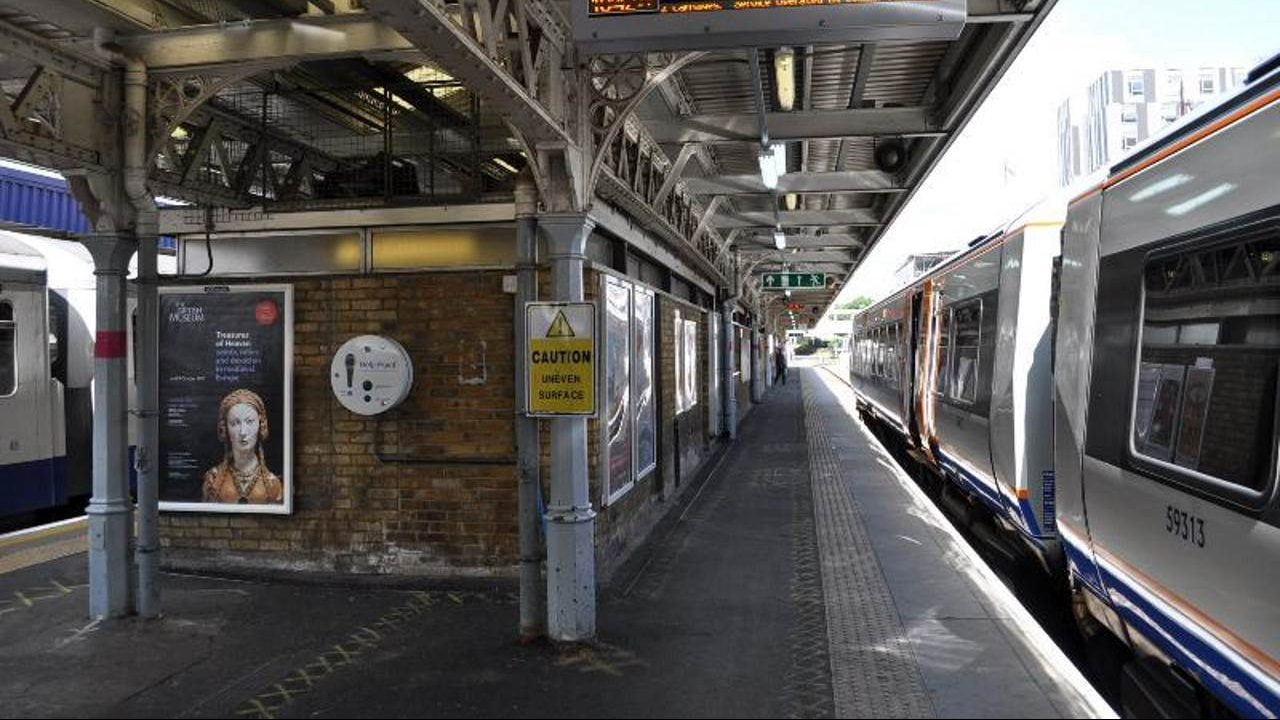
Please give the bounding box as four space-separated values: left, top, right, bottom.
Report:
158 285 293 514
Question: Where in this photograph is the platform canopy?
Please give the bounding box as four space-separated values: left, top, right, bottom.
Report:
0 0 1055 315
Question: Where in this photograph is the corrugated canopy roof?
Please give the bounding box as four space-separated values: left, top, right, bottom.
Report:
0 0 1057 321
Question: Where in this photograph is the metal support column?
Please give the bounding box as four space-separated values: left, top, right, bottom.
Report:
751 316 764 403
135 227 160 618
538 212 597 642
83 235 138 619
514 172 545 641
126 60 161 620
721 299 738 439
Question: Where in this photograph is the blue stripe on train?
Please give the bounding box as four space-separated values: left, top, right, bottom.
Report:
936 449 1053 552
1061 534 1106 597
935 448 1004 514
1063 531 1278 716
1018 497 1044 538
0 456 68 516
1097 560 1280 718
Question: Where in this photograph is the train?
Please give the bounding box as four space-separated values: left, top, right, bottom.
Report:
850 55 1280 718
0 230 160 520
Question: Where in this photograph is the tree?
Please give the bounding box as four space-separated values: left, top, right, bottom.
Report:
840 295 874 310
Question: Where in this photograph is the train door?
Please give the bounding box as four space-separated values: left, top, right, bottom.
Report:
905 290 923 447
910 281 938 456
0 280 58 515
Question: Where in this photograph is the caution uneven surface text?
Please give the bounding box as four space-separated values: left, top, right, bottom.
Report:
526 302 596 416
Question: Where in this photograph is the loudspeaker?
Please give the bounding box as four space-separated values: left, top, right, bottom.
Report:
874 139 908 173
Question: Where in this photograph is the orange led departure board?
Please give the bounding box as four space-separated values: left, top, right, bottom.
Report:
575 0 964 54
589 0 913 16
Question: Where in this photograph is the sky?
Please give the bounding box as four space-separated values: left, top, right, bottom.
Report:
837 0 1280 304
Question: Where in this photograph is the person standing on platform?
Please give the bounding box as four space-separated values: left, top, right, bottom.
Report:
774 344 788 386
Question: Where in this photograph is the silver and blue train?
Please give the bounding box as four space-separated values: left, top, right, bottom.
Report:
852 56 1280 718
0 231 142 518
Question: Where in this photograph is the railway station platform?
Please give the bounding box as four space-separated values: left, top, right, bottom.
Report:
0 365 1113 718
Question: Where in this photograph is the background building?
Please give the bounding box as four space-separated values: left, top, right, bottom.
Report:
894 252 953 286
1057 66 1247 188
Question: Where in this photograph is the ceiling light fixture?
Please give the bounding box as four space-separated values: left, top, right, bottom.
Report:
774 230 787 250
757 146 778 192
492 157 520 173
774 47 795 112
758 144 783 191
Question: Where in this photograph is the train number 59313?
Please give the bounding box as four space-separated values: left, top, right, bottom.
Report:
1166 505 1205 548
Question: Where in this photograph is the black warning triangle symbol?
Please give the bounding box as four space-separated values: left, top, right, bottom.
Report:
546 310 576 338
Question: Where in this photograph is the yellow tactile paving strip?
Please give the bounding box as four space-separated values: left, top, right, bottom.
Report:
0 518 87 575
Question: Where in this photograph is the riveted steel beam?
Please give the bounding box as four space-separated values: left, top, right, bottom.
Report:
738 233 864 249
645 107 939 144
714 208 880 229
685 170 902 196
362 0 570 145
119 14 418 75
741 249 857 264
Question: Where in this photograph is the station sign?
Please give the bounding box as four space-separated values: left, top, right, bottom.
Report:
763 272 827 290
574 0 964 55
526 302 597 416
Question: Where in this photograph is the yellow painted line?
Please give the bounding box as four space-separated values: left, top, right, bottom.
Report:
0 516 87 550
0 535 87 575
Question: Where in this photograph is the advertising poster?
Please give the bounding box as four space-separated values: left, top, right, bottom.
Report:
158 285 293 514
604 277 633 500
633 287 656 479
1173 362 1215 470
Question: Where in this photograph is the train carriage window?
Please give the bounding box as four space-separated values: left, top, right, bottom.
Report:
884 325 894 382
877 325 885 380
949 301 983 404
870 326 880 379
1132 229 1280 494
889 324 901 383
1 301 14 396
934 307 950 397
880 325 890 379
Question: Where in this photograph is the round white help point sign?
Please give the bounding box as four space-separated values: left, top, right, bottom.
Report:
330 335 413 415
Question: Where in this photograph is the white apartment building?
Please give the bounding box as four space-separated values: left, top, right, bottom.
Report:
894 252 952 286
1057 66 1247 188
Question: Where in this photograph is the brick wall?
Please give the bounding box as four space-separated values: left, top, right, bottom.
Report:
161 271 520 577
161 264 727 582
659 297 678 499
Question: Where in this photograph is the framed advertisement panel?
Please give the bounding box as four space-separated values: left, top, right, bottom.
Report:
599 274 657 505
157 285 293 514
602 276 633 503
633 287 657 480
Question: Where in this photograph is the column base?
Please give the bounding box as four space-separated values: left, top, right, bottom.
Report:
544 506 597 642
87 501 134 619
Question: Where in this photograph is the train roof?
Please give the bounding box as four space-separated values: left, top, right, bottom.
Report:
0 231 47 285
853 198 1067 320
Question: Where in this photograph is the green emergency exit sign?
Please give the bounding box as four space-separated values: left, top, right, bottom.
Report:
763 273 827 290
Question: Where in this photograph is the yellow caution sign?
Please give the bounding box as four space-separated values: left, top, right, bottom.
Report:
546 310 576 338
526 302 596 416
